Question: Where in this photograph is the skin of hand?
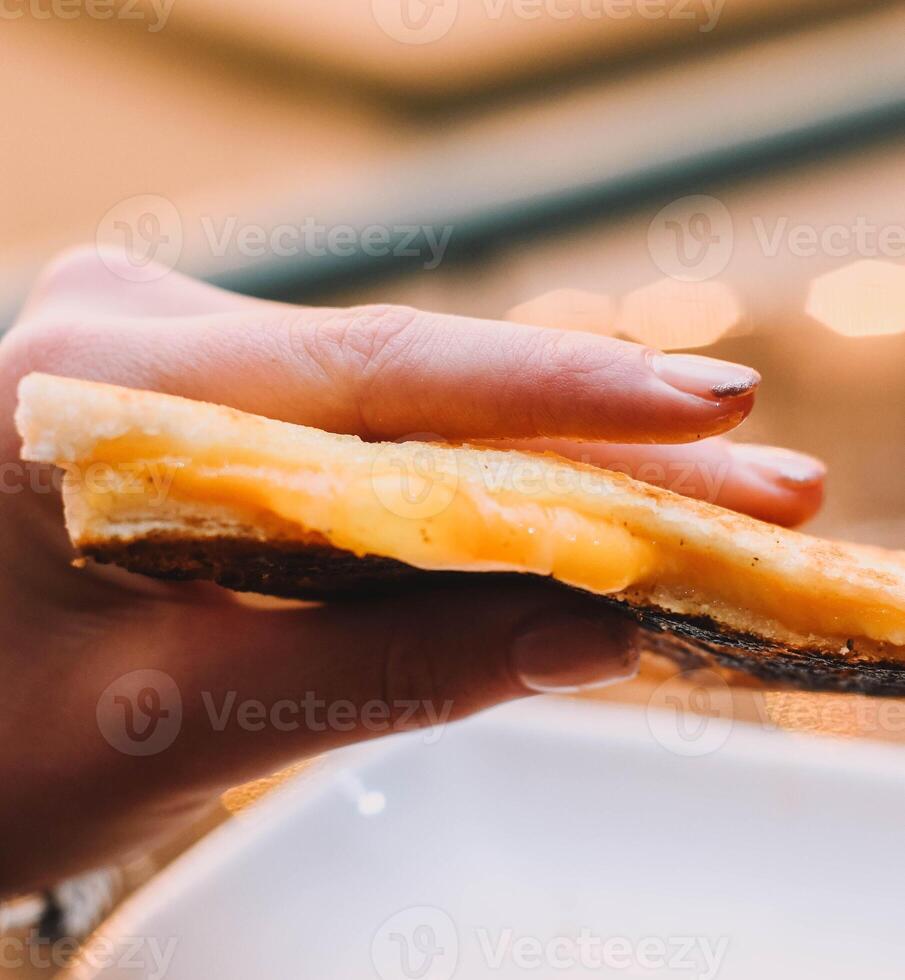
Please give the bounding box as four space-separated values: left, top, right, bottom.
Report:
0 247 825 894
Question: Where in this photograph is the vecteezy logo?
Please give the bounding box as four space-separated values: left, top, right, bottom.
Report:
96 669 183 756
646 668 733 758
648 195 734 283
371 0 459 44
371 906 458 980
96 194 183 282
370 435 459 521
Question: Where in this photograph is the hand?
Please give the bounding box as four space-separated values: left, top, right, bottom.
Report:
0 248 824 892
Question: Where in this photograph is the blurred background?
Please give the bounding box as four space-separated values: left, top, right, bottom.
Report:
5 2 905 970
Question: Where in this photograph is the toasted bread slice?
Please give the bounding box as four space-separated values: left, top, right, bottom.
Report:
16 372 905 695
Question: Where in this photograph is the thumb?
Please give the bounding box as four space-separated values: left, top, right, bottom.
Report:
4 581 639 887
93 581 640 794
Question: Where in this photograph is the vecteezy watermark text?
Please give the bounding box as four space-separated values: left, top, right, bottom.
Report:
0 0 175 32
371 438 733 522
475 928 728 976
649 194 905 282
1 460 178 504
98 668 455 756
372 906 729 980
200 216 454 271
0 932 177 980
202 690 453 745
96 195 456 280
371 0 725 45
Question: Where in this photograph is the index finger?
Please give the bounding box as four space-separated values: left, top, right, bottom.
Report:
3 253 760 445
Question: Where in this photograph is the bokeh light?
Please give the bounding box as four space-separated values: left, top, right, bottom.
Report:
506 288 615 335
615 278 742 350
807 259 905 337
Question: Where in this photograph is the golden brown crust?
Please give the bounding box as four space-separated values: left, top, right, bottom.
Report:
79 533 905 697
21 373 905 661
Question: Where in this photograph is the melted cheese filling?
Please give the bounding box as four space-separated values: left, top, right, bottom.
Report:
74 434 905 651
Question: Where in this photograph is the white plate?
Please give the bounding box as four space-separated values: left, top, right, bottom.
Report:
72 698 905 979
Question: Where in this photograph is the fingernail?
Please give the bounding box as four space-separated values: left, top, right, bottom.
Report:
729 443 826 488
511 612 640 693
650 352 760 401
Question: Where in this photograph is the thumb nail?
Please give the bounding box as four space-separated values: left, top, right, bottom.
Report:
510 610 640 693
